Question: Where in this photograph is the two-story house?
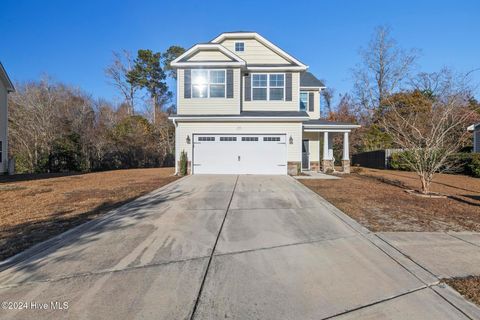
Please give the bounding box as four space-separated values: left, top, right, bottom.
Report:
0 63 15 174
169 32 359 175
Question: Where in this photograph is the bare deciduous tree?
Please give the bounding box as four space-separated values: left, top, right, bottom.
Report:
105 50 138 115
320 85 334 117
382 71 475 194
353 26 419 120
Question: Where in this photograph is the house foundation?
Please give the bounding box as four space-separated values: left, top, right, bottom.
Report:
341 160 350 174
287 161 301 176
322 159 335 172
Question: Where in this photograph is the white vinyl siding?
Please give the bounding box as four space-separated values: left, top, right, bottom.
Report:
219 38 290 64
187 50 232 62
243 72 299 111
177 68 241 114
175 121 302 166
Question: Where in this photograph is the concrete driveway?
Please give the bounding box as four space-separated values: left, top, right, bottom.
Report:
0 175 478 319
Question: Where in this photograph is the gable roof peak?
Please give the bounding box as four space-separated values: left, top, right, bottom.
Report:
210 32 307 69
0 62 15 93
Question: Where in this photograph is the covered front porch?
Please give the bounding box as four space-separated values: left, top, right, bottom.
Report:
301 120 360 174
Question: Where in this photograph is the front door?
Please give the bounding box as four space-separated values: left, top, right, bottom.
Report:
302 139 309 170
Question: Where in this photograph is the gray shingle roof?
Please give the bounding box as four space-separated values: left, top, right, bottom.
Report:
300 72 325 88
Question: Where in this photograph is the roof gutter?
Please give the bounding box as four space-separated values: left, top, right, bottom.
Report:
303 123 361 129
169 116 310 122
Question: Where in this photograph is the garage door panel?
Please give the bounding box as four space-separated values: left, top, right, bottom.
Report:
193 134 286 175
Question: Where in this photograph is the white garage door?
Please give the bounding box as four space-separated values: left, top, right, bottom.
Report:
193 134 287 174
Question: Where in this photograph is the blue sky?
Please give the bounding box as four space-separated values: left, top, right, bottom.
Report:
1 0 479 106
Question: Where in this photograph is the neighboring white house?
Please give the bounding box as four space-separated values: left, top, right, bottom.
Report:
0 63 15 174
467 123 480 153
169 32 360 175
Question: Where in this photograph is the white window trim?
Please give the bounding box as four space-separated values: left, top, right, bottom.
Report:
191 69 227 99
300 91 309 111
251 73 285 101
234 41 245 52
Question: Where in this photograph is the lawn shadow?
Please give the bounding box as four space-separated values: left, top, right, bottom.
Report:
379 170 480 194
0 172 83 184
0 180 188 281
446 195 480 207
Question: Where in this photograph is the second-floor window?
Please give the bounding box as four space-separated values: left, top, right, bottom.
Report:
252 73 284 101
192 69 226 98
300 92 308 111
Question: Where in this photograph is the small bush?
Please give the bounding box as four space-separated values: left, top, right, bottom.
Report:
179 151 188 176
467 155 480 177
389 151 414 171
390 151 480 177
451 153 480 178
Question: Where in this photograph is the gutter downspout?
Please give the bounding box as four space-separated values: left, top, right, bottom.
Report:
172 118 178 175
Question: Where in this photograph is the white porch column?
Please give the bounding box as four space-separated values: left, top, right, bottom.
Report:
328 133 334 160
322 131 334 172
342 131 351 173
323 132 330 160
343 131 349 160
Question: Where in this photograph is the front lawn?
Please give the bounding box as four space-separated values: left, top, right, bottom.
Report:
300 168 480 232
0 168 178 261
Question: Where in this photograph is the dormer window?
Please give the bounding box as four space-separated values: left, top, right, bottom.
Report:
191 69 226 98
235 42 245 52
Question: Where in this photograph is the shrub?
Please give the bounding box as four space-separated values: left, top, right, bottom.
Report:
451 153 480 178
468 155 480 177
179 151 188 176
390 151 480 177
389 151 414 171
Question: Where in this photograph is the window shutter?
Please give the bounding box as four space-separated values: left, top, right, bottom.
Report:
309 92 314 111
244 73 251 101
184 69 191 99
285 73 292 101
227 69 234 98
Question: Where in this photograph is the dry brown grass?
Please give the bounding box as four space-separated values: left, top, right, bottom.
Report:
445 277 480 306
300 168 480 232
0 168 178 261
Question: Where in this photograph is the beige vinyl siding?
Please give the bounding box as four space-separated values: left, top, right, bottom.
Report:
303 132 321 162
187 50 232 62
175 121 302 164
177 68 241 115
243 72 299 111
0 84 7 172
220 38 290 64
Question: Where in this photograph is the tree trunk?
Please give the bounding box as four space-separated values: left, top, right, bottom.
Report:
420 174 430 194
